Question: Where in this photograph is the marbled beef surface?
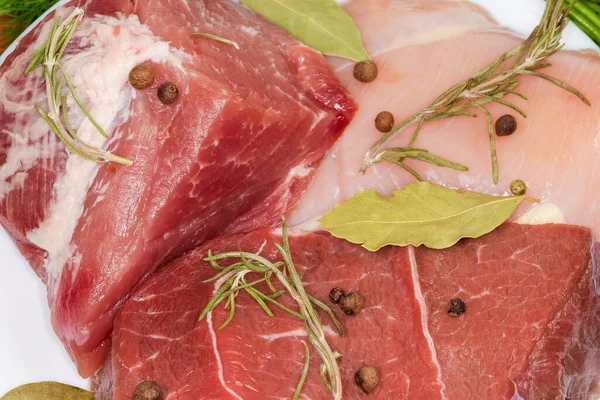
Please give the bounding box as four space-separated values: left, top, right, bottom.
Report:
97 224 600 400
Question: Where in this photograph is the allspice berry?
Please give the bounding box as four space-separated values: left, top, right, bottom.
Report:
157 82 179 105
129 64 155 90
329 287 345 304
375 111 394 133
134 380 162 400
495 114 517 137
355 365 380 394
353 60 378 83
339 292 364 315
510 179 527 196
448 298 466 317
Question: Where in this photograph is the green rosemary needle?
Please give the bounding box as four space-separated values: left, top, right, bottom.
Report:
361 0 589 184
200 217 344 400
293 341 310 400
26 9 132 166
191 32 240 49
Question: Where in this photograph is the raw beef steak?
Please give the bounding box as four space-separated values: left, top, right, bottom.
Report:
0 0 354 376
95 224 599 399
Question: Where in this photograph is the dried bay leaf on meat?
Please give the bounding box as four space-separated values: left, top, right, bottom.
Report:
241 0 370 61
319 182 534 251
0 382 94 400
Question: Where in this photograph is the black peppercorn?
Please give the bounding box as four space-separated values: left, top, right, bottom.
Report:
353 60 378 83
375 111 394 133
510 179 527 196
355 365 380 394
134 380 162 400
495 114 517 137
448 298 466 317
157 82 179 105
129 64 155 90
339 292 364 315
329 287 345 304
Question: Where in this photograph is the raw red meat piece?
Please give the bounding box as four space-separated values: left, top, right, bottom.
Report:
0 2 133 279
95 224 600 399
0 0 354 376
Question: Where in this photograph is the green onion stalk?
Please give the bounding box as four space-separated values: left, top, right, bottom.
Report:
562 0 600 45
0 0 59 51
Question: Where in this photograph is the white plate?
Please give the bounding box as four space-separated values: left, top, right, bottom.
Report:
0 0 596 395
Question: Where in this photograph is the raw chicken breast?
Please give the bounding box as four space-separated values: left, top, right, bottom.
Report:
290 0 600 236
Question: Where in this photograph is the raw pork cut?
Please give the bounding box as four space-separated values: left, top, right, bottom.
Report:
290 0 600 236
0 0 354 376
95 224 599 399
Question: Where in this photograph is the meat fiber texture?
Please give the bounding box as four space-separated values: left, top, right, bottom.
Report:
290 0 600 236
0 0 355 376
94 224 600 400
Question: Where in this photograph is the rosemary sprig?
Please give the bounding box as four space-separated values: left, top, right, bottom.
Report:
200 218 344 400
191 32 240 49
361 0 589 184
26 9 132 165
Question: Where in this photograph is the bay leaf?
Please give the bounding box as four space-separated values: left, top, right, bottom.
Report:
319 182 535 251
240 0 370 62
1 382 94 400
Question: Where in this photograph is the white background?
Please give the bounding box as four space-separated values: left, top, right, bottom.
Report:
0 0 596 395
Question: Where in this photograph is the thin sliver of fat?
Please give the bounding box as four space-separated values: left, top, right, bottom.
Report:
207 272 244 400
408 246 448 399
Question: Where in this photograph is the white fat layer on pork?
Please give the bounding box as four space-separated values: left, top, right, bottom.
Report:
515 203 566 225
22 12 191 286
408 246 448 400
207 271 244 400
